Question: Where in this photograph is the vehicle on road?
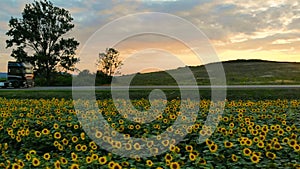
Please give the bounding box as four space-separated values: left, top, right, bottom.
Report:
0 61 34 88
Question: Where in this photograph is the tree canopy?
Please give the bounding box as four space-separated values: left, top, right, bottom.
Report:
98 48 122 77
6 0 79 85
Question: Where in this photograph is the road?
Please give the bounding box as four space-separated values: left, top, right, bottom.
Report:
1 85 300 91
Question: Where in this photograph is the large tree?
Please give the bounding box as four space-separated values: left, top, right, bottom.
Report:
6 0 79 85
98 48 122 76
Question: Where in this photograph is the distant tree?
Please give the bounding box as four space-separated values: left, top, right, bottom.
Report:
78 69 93 77
98 48 122 76
6 0 79 85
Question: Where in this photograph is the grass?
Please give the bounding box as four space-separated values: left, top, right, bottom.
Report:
117 60 300 86
0 88 299 100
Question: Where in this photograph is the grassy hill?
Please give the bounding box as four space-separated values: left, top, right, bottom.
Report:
114 59 300 85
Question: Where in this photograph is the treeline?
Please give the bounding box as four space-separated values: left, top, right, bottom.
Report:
35 70 112 86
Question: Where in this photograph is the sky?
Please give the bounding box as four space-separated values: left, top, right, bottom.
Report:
0 0 299 74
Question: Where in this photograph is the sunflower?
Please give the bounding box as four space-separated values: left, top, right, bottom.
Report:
74 124 79 129
29 150 36 155
108 161 115 168
34 131 41 138
266 152 276 160
92 154 98 161
282 137 289 143
121 161 129 167
198 158 207 165
199 130 206 136
185 145 193 152
270 125 276 131
70 164 80 169
43 153 51 160
71 152 78 161
146 141 154 148
165 153 173 162
189 153 196 161
162 140 169 147
262 126 268 132
246 139 253 146
240 140 246 146
72 136 79 143
12 163 21 169
17 160 24 168
241 128 247 133
277 129 284 136
170 162 180 169
150 148 159 155
95 130 103 138
86 156 92 164
54 132 61 139
81 145 87 152
135 155 141 162
229 122 234 128
243 148 252 156
75 144 81 151
257 141 264 148
112 163 122 169
62 138 69 145
58 144 64 151
272 137 279 143
293 144 300 152
60 157 68 165
80 132 85 140
250 154 260 164
98 156 107 165
224 141 233 148
260 135 266 142
25 153 31 161
288 139 297 147
123 134 130 140
231 154 238 162
251 130 259 136
42 128 50 135
265 144 272 151
253 137 259 143
209 144 218 153
125 143 132 150
286 126 292 132
133 143 141 150
32 158 40 167
273 142 282 150
53 123 59 129
146 160 153 167
205 139 214 146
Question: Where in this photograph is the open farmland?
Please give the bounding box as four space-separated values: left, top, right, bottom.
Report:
0 97 299 168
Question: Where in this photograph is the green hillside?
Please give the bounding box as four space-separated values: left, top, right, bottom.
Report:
114 59 300 85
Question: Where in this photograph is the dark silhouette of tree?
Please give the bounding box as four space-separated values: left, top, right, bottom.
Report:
98 48 122 76
6 0 79 85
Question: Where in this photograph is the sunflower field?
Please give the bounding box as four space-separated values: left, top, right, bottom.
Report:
0 97 299 169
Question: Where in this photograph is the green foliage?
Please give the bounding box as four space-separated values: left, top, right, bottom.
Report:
95 70 112 85
35 72 72 86
73 69 112 86
6 0 79 85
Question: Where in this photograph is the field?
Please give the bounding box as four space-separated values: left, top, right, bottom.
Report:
0 94 300 168
125 60 300 86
